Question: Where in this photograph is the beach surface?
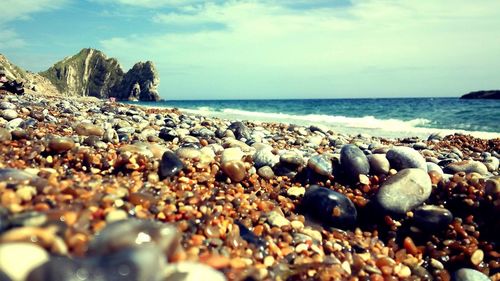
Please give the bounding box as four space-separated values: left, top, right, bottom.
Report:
0 90 499 281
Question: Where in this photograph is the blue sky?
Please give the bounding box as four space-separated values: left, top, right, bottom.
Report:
1 0 500 100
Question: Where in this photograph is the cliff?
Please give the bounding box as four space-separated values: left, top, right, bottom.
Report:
0 54 60 95
460 90 500 99
39 48 160 101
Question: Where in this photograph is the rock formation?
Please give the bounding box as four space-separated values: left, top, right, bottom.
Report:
461 90 500 99
0 54 60 95
39 48 160 101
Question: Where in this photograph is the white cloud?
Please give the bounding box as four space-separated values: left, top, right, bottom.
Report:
100 0 500 98
91 0 204 8
0 0 68 50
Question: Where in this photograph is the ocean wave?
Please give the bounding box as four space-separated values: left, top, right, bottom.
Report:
174 106 499 139
220 108 431 130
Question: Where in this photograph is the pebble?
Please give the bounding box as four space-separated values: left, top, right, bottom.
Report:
158 151 184 180
340 144 370 179
485 177 499 196
413 205 453 231
165 262 227 281
221 147 244 164
74 122 104 137
159 127 178 141
253 148 279 168
1 109 18 121
483 156 499 172
376 168 432 214
426 162 444 175
308 154 333 177
176 147 201 160
386 146 427 170
0 128 12 141
452 268 490 281
221 160 246 182
6 118 24 130
444 160 489 175
300 185 357 229
228 121 251 140
48 137 75 153
279 151 305 168
287 186 306 198
0 243 49 281
367 154 390 175
257 166 274 180
267 211 291 227
105 209 129 222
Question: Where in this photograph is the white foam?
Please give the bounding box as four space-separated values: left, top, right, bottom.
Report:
146 105 500 139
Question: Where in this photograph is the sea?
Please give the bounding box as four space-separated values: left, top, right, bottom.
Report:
130 98 500 139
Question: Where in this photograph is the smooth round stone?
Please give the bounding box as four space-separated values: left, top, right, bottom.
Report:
221 147 244 165
483 157 499 172
0 168 47 189
0 243 49 281
228 121 251 140
102 128 119 144
307 155 333 177
221 160 246 182
340 144 370 179
120 143 154 158
300 185 357 229
426 162 444 175
279 151 305 168
0 128 12 142
413 205 453 231
158 151 184 180
253 148 279 168
444 160 489 175
1 109 18 121
485 177 500 196
88 219 179 256
159 127 178 141
287 186 306 198
48 137 75 153
164 262 226 281
0 102 16 110
386 146 427 171
6 118 23 130
412 142 427 150
176 147 201 160
452 268 490 281
367 154 390 175
105 209 128 223
74 123 104 137
376 168 432 214
257 166 274 180
267 210 290 227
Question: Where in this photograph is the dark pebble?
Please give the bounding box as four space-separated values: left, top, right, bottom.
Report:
158 151 184 180
340 144 370 180
300 185 357 229
413 205 453 232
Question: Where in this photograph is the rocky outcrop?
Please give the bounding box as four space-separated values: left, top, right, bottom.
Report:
0 54 60 95
39 48 160 101
461 90 500 99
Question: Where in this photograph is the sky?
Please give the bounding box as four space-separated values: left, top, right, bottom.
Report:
1 0 500 100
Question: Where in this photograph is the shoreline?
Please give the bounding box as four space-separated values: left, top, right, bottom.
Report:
0 91 499 280
137 103 500 140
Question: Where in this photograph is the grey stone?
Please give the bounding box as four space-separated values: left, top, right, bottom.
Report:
386 146 426 170
159 151 184 180
367 154 390 175
307 154 332 177
340 144 370 179
1 109 18 121
444 160 489 175
376 168 432 214
483 157 499 172
253 148 279 168
452 268 490 281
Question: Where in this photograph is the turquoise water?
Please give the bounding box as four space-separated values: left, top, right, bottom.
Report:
130 98 500 138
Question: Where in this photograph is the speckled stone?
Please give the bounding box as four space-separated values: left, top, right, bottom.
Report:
376 168 432 214
0 128 12 142
386 146 427 170
340 144 370 179
307 155 333 177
